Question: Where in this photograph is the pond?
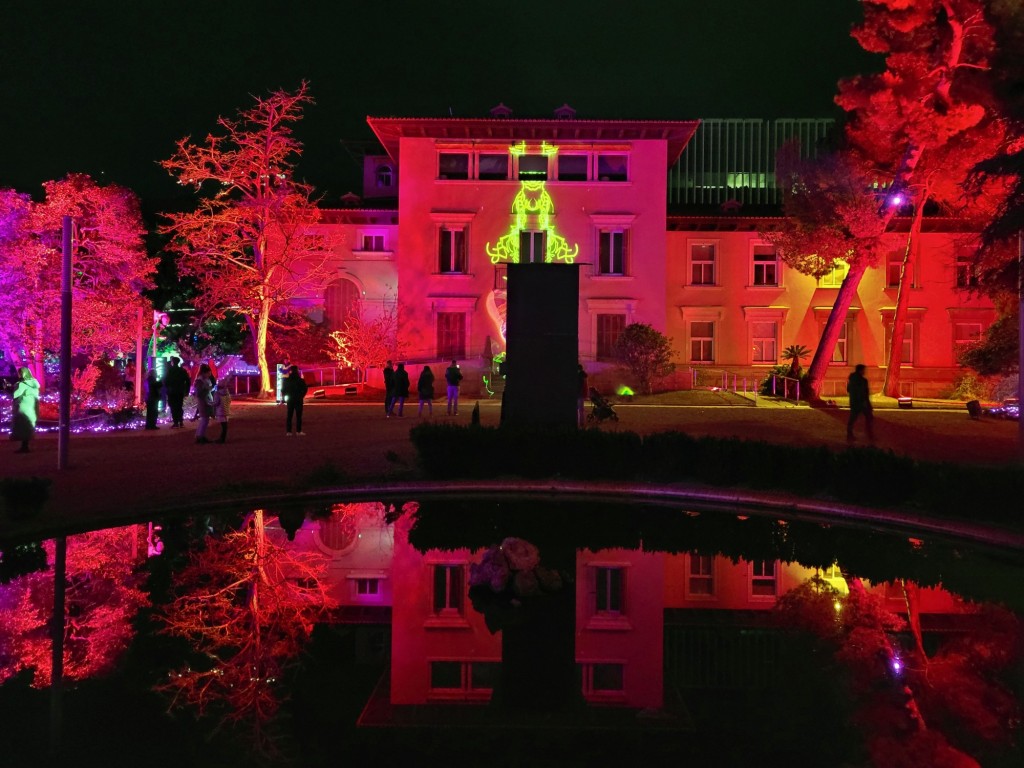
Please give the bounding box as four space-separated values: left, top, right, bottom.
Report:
1 494 1022 768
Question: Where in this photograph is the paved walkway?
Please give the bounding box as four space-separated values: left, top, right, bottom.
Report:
2 395 1021 544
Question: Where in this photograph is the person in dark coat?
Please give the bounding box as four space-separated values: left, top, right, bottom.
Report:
163 356 191 428
393 362 410 417
846 363 874 441
577 364 589 428
445 359 463 416
417 365 435 417
383 360 396 418
144 368 163 430
192 364 215 444
282 365 309 435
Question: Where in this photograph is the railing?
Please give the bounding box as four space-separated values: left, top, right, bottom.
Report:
768 374 802 405
689 367 757 402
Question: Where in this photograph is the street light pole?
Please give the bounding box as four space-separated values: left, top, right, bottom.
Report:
1018 229 1023 461
58 216 73 471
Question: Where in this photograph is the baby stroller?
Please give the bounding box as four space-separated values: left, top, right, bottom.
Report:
587 387 618 423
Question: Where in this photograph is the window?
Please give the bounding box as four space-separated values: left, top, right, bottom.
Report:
438 227 467 273
438 152 469 180
581 663 625 696
429 661 499 699
832 321 849 364
518 154 548 180
750 560 777 597
953 322 982 360
598 230 627 275
752 245 779 286
375 164 393 188
478 153 508 180
819 260 849 288
885 323 914 366
596 314 626 360
887 252 905 288
751 321 777 364
361 233 385 252
519 230 546 263
557 154 589 181
595 566 625 614
432 564 464 615
436 313 466 360
355 578 380 596
955 248 979 288
323 278 361 331
689 321 714 363
687 553 715 596
690 243 716 285
597 154 628 182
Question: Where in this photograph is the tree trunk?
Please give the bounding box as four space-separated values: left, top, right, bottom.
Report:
805 259 870 401
899 579 929 668
255 299 274 399
883 196 927 397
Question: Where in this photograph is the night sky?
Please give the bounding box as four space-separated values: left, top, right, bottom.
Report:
1 0 876 208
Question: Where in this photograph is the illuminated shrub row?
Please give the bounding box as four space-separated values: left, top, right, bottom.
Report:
409 424 1024 526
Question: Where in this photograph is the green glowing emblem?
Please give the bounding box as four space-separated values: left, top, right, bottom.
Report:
485 142 579 265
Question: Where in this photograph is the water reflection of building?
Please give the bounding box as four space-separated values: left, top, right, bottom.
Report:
269 505 968 714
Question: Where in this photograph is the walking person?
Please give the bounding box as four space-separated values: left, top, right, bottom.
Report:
11 367 40 454
282 365 308 436
417 365 435 417
846 363 875 441
445 359 463 416
164 356 191 428
394 362 410 417
192 363 215 444
144 367 163 430
383 360 396 418
577 363 589 428
212 376 232 443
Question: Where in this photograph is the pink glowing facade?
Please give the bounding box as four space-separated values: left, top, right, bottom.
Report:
294 113 994 397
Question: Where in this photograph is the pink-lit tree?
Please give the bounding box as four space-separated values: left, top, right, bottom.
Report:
0 175 154 384
326 296 406 382
155 510 335 756
0 526 149 688
160 83 334 398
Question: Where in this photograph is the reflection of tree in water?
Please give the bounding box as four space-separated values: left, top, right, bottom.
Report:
155 509 335 758
408 498 1023 763
0 526 149 687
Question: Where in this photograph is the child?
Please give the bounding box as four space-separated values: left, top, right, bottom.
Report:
212 377 232 443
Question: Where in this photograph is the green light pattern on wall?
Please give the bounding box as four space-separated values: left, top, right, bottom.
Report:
485 142 579 265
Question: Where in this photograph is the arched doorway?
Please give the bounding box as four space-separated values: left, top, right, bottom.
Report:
324 278 361 331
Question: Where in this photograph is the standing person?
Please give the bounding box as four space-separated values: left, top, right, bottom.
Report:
212 376 232 443
577 363 589 428
164 356 191 428
282 365 308 436
445 359 463 416
394 362 410 417
144 367 163 430
417 365 435 417
11 367 40 454
192 363 215 444
383 360 396 418
846 363 875 441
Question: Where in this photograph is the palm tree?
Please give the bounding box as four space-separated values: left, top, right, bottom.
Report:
781 344 811 378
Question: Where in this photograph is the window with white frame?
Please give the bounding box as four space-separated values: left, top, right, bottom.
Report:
955 248 979 288
354 578 380 596
477 153 509 180
598 229 628 275
581 662 625 697
689 321 715 363
596 153 628 182
519 230 546 264
596 314 626 361
886 252 904 288
375 164 393 189
361 233 386 252
429 660 499 699
832 321 849 364
750 560 777 598
690 243 716 285
752 245 779 286
818 260 849 288
687 553 715 597
438 152 469 180
438 226 467 273
518 153 548 181
953 322 983 361
557 154 589 181
432 564 464 615
594 566 625 615
884 322 914 366
436 313 467 360
751 321 778 364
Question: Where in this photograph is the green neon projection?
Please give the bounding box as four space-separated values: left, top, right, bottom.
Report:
485 141 579 265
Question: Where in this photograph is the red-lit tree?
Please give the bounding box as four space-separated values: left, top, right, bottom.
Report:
160 83 335 398
155 510 334 756
0 175 154 383
0 526 149 688
837 0 1005 397
326 297 406 382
